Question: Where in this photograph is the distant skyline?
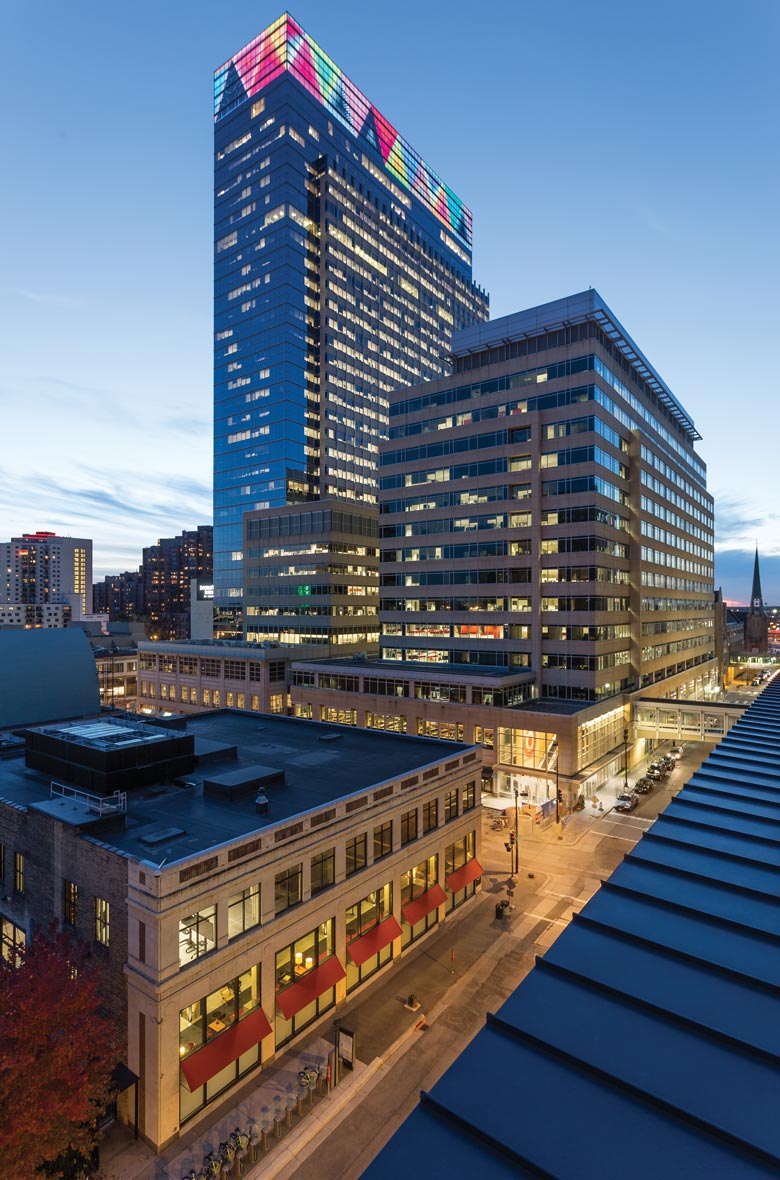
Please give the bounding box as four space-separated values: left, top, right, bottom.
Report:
2 0 778 601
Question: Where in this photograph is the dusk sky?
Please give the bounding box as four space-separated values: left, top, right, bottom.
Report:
2 0 778 602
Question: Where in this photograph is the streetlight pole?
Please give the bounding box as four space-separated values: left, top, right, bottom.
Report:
513 786 519 876
555 755 560 824
623 724 630 791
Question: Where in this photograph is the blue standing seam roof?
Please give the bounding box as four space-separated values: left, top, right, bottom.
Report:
365 680 780 1179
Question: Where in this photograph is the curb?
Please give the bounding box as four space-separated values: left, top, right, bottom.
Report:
244 1013 425 1180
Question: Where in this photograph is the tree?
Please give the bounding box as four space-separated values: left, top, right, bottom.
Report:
0 923 122 1180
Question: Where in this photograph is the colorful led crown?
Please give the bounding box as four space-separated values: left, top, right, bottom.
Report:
214 14 472 249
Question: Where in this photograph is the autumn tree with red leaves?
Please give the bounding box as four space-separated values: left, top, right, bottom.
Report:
0 923 122 1180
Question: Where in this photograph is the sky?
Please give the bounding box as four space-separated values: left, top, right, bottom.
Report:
1 0 778 601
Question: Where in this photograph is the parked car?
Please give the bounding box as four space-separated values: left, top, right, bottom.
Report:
659 756 676 771
645 768 663 781
614 791 638 812
671 746 684 759
634 777 654 794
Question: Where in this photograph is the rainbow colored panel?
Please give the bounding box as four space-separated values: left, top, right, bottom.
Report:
214 14 472 249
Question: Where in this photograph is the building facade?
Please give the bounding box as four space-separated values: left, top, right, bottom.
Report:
135 639 328 717
0 712 482 1151
142 527 213 641
0 531 92 620
213 14 488 608
291 291 718 806
243 498 379 652
93 570 144 621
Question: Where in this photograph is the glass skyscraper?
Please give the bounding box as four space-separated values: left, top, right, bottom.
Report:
213 14 488 609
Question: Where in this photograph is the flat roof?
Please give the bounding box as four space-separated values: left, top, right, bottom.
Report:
0 711 472 864
365 682 780 1178
291 657 533 684
451 289 700 442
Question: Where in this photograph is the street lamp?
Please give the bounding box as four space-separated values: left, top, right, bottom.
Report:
513 786 519 876
623 724 630 791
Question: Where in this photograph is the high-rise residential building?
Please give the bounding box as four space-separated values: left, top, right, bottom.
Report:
93 569 144 620
291 290 718 806
213 13 488 613
142 526 213 641
0 531 92 620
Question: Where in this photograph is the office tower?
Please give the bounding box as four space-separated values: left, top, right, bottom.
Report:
0 531 92 620
291 290 717 806
213 14 488 613
142 526 213 640
243 498 379 651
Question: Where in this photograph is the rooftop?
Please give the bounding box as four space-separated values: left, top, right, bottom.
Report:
0 711 472 866
451 289 700 441
213 13 472 250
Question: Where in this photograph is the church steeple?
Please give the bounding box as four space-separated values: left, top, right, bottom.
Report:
750 546 765 616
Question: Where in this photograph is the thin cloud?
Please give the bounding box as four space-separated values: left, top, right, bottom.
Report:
10 288 85 309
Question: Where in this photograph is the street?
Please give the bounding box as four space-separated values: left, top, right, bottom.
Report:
277 741 710 1180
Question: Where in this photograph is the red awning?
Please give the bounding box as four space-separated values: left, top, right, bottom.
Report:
402 883 446 927
446 858 484 893
180 1007 272 1092
276 955 346 1021
346 915 402 966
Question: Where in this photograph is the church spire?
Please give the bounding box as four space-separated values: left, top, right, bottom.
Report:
750 546 765 615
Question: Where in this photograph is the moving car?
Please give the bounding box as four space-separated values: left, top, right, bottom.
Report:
671 746 684 759
614 791 638 812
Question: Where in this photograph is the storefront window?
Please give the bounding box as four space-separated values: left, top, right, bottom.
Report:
401 855 439 948
179 965 262 1124
445 831 477 912
275 920 337 1049
345 884 393 992
179 906 216 967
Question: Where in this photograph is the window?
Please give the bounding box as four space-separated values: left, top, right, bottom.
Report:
346 834 367 877
228 884 260 939
311 849 335 896
179 964 262 1124
445 831 478 911
463 781 477 811
275 920 337 1048
444 789 459 822
1 916 26 965
13 852 24 894
400 809 418 846
345 883 394 992
274 864 303 915
62 880 78 927
373 821 393 861
94 898 110 947
401 855 439 946
179 906 216 967
423 799 438 833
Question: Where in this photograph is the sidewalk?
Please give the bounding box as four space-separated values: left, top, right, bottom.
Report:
99 859 516 1180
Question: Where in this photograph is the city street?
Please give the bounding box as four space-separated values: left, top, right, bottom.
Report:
275 741 710 1180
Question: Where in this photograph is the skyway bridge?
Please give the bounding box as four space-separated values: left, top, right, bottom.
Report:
633 697 746 743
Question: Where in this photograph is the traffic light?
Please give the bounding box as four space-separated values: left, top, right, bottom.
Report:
510 832 516 846
504 842 512 853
